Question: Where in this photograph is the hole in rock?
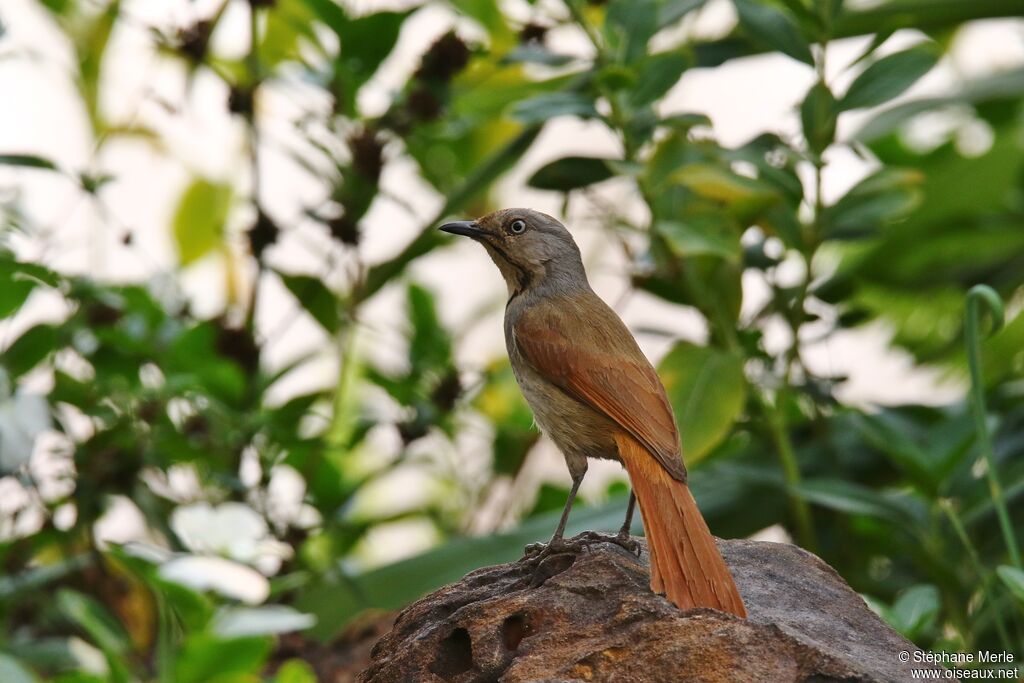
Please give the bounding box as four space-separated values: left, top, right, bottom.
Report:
532 553 577 586
501 612 532 651
430 627 474 679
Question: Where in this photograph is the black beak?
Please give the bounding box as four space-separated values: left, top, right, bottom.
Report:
439 220 486 239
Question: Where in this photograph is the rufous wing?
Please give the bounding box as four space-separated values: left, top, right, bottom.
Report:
512 297 687 482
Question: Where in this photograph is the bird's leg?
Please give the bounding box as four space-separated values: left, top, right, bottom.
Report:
573 489 640 556
615 491 641 556
618 491 636 538
523 471 584 560
549 472 583 545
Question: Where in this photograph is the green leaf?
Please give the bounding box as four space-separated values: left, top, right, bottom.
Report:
211 606 316 638
671 163 778 217
604 0 658 64
174 635 271 683
0 268 38 320
527 156 615 191
835 0 1023 38
172 178 233 266
0 654 38 683
658 342 747 462
13 636 107 678
657 0 708 30
56 589 131 656
449 0 514 47
839 44 939 111
823 168 922 239
333 10 414 112
511 92 599 124
792 479 917 525
855 67 1024 142
672 163 763 202
502 44 575 67
852 412 937 488
56 589 133 680
629 50 688 107
656 218 741 262
888 584 940 638
733 0 813 65
260 0 313 66
276 271 341 334
997 565 1024 604
151 578 215 634
800 81 836 156
331 10 407 75
0 555 91 600
848 26 897 69
74 0 117 133
164 322 248 405
274 660 318 683
0 154 59 171
297 0 346 31
407 283 451 373
660 112 712 132
904 122 1022 230
2 324 59 378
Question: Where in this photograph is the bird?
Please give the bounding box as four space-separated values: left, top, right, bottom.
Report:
440 208 746 618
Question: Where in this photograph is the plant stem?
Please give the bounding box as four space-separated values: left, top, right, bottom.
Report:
758 391 817 550
964 286 1019 569
564 0 605 62
244 0 263 333
941 499 1011 651
327 316 360 450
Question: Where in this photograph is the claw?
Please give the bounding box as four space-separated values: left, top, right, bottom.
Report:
521 532 641 566
615 532 642 557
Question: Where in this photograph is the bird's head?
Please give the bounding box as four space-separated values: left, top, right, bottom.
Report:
439 208 585 296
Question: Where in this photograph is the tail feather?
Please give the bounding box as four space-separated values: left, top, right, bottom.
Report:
616 434 746 618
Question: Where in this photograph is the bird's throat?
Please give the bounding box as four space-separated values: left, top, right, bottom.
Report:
483 242 534 300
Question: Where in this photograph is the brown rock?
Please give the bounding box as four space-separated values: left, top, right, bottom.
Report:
358 536 951 683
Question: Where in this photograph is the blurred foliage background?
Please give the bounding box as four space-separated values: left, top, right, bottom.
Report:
2 0 1024 680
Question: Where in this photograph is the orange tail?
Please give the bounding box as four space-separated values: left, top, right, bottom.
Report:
616 434 746 617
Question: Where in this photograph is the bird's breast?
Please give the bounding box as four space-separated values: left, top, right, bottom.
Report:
504 313 620 463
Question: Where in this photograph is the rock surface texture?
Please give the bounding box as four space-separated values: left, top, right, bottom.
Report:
358 536 951 683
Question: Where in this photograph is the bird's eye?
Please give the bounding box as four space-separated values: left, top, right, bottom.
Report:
509 219 527 234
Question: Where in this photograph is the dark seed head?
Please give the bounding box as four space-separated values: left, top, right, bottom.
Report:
519 23 548 44
415 32 470 84
248 208 279 261
177 20 212 63
348 128 384 183
407 86 442 122
327 215 360 246
228 85 255 117
85 302 122 327
431 371 462 412
215 321 260 374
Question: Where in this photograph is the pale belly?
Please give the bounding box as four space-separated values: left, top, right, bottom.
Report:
510 360 621 476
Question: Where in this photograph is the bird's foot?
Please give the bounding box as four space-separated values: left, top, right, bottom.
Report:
521 532 641 587
522 537 579 563
578 529 642 557
522 531 640 564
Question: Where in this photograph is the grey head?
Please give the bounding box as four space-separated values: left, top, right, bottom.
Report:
439 208 587 298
